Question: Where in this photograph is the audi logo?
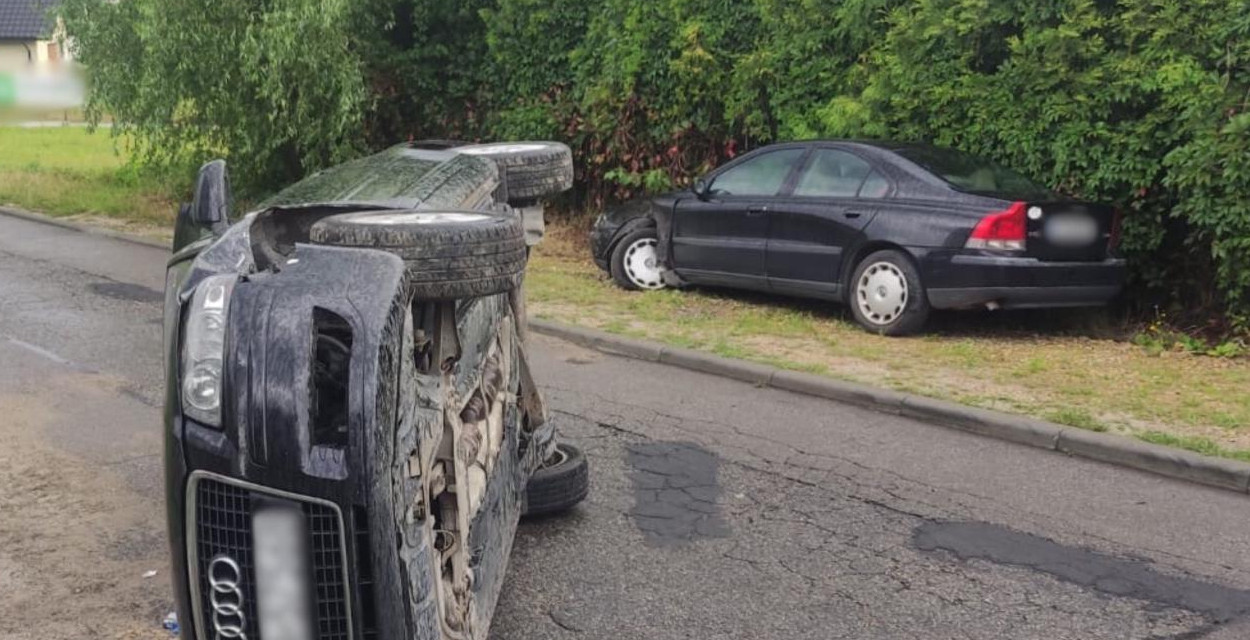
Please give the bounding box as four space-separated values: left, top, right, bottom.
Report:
208 556 247 639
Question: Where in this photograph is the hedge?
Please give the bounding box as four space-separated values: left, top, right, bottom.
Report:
65 0 1250 327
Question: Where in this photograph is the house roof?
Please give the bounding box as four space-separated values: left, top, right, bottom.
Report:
0 0 57 41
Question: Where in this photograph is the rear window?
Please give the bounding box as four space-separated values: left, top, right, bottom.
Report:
895 146 1054 200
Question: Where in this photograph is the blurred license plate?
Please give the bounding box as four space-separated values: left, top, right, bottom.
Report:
1044 214 1099 247
253 505 313 640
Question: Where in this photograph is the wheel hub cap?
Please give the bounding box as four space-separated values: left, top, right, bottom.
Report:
624 238 665 290
856 262 908 325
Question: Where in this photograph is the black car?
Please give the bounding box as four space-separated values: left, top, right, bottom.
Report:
591 141 1126 335
164 142 588 640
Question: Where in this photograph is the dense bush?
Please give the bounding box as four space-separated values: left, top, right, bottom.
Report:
65 0 1250 326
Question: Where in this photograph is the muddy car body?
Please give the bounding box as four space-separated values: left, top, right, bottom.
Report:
163 142 585 640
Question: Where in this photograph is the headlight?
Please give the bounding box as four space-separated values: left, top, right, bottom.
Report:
181 274 236 426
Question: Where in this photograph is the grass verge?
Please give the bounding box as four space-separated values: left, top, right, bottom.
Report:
0 126 182 240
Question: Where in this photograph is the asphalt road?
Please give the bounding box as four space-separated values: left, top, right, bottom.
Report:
2 212 1249 639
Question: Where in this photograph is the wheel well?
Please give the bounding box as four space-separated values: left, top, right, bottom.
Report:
609 218 657 260
842 241 914 299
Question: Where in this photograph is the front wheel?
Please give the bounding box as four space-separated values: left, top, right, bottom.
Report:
523 443 590 517
609 229 668 291
848 250 930 336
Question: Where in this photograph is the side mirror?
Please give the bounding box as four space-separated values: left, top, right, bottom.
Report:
173 160 231 252
692 178 710 201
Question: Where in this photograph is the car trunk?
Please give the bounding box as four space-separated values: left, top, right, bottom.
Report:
1023 201 1117 262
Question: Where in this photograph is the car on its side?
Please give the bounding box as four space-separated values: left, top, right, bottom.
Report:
591 141 1126 335
164 141 587 640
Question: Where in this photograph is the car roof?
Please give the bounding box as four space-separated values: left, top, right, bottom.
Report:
748 139 925 153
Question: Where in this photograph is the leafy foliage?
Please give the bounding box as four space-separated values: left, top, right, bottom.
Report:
64 0 1250 324
63 0 367 192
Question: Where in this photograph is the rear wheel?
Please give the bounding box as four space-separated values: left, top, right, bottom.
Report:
848 250 930 336
453 142 574 203
310 209 526 300
609 229 667 291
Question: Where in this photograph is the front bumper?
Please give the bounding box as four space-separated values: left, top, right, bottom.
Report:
168 245 413 640
589 215 618 271
923 253 1126 310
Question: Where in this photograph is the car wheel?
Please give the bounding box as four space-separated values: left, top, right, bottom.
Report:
453 142 574 203
310 209 527 300
849 249 930 336
609 229 667 291
523 443 590 517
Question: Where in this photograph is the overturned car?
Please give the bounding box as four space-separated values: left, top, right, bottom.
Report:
162 141 588 640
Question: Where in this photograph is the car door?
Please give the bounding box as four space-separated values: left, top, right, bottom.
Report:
767 147 891 298
671 147 808 287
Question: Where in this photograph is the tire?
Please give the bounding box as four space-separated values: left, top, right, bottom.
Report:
408 139 472 151
453 142 574 202
310 209 526 300
523 443 589 517
848 249 930 336
609 228 667 291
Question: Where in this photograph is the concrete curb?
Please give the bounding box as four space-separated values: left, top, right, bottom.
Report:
530 319 1250 495
0 206 170 251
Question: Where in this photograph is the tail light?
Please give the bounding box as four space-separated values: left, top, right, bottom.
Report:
965 202 1027 251
1108 208 1124 252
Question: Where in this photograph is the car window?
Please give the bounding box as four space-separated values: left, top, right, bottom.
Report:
794 149 872 198
710 149 805 197
859 171 890 198
895 146 1054 200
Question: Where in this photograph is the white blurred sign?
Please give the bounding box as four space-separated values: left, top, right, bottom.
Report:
0 69 83 108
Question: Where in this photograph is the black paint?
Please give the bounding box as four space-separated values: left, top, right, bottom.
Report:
915 521 1250 623
627 441 730 546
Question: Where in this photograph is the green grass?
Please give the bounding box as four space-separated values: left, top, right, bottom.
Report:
1045 407 1109 433
1136 432 1250 463
0 126 182 230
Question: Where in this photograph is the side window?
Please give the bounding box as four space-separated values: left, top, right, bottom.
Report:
859 171 890 198
794 149 872 198
710 149 805 197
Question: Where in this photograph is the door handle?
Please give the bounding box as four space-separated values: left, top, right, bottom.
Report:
844 210 866 220
747 206 769 217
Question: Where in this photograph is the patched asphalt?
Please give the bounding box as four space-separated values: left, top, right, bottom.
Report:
1 212 1248 639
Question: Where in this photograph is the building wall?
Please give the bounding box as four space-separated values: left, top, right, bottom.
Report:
0 39 70 72
0 41 35 71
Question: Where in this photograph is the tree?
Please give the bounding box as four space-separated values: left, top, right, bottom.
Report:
63 0 367 192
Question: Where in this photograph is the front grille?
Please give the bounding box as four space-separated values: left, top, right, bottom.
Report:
308 503 350 640
192 476 351 640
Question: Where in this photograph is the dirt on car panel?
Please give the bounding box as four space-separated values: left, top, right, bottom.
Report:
914 521 1250 625
627 441 731 546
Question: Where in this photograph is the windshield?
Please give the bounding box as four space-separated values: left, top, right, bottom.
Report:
896 146 1055 200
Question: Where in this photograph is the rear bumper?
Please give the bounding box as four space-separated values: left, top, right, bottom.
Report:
923 253 1126 310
